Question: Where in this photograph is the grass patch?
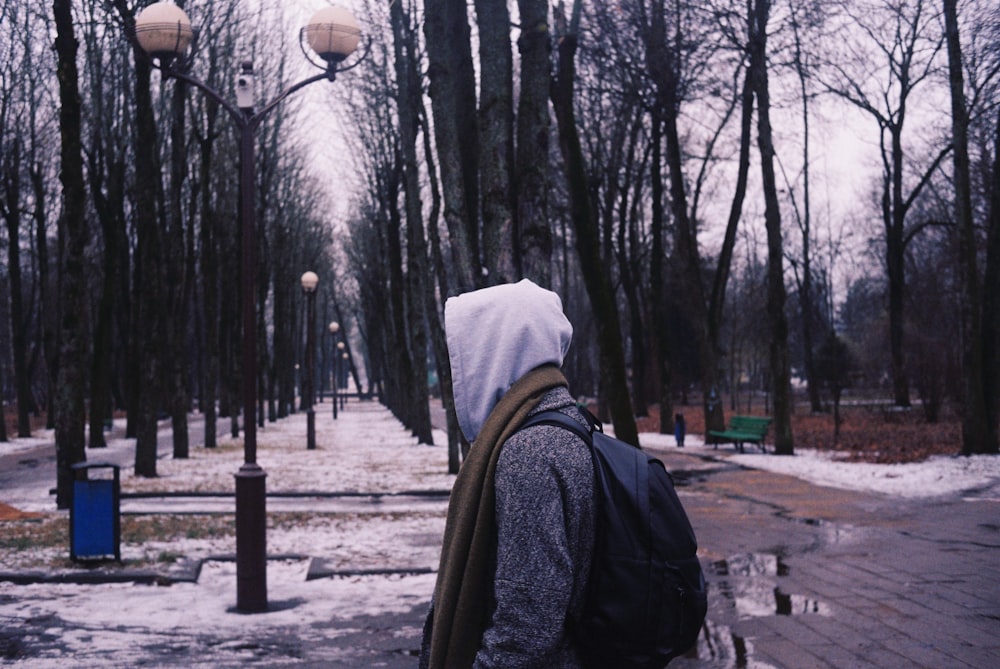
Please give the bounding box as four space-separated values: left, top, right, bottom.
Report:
0 516 67 551
121 515 236 543
157 550 184 564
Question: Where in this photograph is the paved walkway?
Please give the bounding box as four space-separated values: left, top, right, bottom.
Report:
2 408 998 667
652 447 1000 669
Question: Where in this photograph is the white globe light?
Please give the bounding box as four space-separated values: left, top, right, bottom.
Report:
304 6 361 63
135 2 193 59
301 271 319 292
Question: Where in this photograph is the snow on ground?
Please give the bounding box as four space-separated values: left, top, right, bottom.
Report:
3 401 454 571
6 401 998 503
0 561 437 667
2 399 1000 664
638 431 1000 500
125 401 455 495
1 401 447 663
0 403 1000 667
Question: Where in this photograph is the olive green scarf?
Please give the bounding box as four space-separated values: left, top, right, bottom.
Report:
427 364 568 668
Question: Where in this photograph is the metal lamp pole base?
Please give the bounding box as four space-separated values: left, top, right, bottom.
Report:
235 462 267 612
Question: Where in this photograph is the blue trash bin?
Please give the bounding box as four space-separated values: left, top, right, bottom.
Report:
70 462 121 562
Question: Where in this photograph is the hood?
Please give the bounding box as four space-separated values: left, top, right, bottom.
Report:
444 279 573 443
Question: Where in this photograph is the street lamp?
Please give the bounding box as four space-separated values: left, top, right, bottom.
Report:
337 341 347 410
328 321 340 419
301 271 319 450
131 1 361 613
341 349 350 410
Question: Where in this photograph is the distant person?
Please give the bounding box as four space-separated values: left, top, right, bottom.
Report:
675 413 686 448
420 279 595 668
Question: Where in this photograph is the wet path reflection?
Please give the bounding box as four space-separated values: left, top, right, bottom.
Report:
672 552 829 668
709 552 828 620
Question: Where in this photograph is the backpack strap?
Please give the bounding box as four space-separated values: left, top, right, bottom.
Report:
518 409 600 445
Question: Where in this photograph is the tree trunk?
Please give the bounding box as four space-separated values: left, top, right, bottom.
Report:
515 0 552 286
112 0 163 476
750 0 793 455
613 121 648 417
392 0 433 445
2 143 33 438
649 109 673 435
84 103 124 450
423 0 479 293
886 149 911 408
53 0 89 507
645 0 725 434
168 76 189 459
30 164 57 432
196 100 220 448
789 9 822 414
88 228 113 448
982 109 1000 454
944 0 997 455
552 2 638 447
475 0 516 285
421 100 464 471
709 68 755 367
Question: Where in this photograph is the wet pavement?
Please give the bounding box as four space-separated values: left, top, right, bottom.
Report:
3 444 999 667
653 448 1000 669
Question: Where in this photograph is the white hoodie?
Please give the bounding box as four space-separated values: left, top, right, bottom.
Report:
444 279 573 443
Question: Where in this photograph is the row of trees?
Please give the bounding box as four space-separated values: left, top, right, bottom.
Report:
3 0 354 506
339 0 998 467
0 1 997 506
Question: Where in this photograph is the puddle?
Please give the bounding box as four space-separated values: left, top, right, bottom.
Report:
671 471 698 487
715 579 830 620
672 552 830 667
673 618 779 668
708 552 829 620
709 552 788 577
774 589 827 616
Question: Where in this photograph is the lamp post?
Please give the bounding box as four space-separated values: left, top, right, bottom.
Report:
132 1 360 613
301 271 319 450
328 321 340 419
338 343 348 410
341 349 350 410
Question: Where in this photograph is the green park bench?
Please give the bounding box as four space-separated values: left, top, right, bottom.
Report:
708 415 772 453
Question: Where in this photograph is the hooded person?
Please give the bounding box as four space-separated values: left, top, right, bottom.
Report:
420 279 596 669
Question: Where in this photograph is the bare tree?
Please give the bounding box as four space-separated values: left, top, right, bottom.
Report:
0 1 47 440
943 0 998 455
821 0 948 408
986 113 1000 452
424 0 479 293
515 0 554 285
782 0 825 414
476 0 516 284
749 0 794 454
111 0 165 477
552 0 638 447
391 0 433 444
52 0 89 506
642 0 753 434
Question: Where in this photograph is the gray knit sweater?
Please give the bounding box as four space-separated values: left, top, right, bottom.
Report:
473 386 595 668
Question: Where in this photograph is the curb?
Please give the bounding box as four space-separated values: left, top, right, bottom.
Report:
0 553 311 587
305 558 435 581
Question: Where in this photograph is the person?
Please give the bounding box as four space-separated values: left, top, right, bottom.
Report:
674 413 686 448
420 279 596 669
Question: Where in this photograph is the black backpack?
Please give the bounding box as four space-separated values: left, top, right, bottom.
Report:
519 409 707 668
